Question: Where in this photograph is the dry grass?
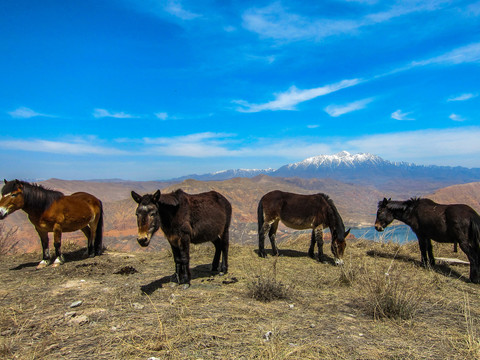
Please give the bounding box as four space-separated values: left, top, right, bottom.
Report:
0 236 479 359
0 224 19 256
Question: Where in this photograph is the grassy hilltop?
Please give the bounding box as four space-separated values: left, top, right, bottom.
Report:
1 235 479 360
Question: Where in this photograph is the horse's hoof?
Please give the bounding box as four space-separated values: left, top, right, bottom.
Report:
52 258 63 268
36 260 49 270
181 283 191 290
258 251 267 258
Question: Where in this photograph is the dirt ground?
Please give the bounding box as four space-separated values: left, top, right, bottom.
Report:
1 237 479 359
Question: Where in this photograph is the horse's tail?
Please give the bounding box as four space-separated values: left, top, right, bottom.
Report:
470 214 480 251
257 199 264 235
94 201 104 255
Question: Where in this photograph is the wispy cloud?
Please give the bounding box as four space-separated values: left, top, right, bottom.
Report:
447 93 477 101
346 127 480 165
324 98 374 117
143 132 237 157
391 109 415 121
155 112 168 120
0 138 125 155
234 78 361 113
8 107 53 119
449 113 465 122
410 42 480 67
242 1 450 42
93 108 137 119
164 0 200 20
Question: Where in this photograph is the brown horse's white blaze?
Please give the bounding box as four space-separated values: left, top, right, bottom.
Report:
258 190 350 265
0 180 103 269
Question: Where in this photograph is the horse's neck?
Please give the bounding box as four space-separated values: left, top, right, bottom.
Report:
22 185 62 218
391 203 415 227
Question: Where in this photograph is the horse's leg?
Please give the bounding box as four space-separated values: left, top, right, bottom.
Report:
211 238 222 273
315 228 325 262
177 237 191 286
52 224 65 267
268 220 280 256
220 231 229 274
417 236 430 268
170 245 182 283
459 241 480 284
426 239 435 267
258 221 271 258
81 227 93 257
308 229 316 259
35 227 50 269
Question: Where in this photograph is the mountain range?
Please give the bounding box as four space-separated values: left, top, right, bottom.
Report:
174 151 480 192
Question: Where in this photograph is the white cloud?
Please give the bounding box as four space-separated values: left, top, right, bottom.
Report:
8 107 52 118
93 108 136 119
449 113 465 122
234 78 361 113
164 0 200 20
242 1 450 42
391 109 414 121
307 124 320 129
447 93 477 102
409 42 480 68
324 98 374 117
346 127 480 165
155 112 168 120
0 139 125 155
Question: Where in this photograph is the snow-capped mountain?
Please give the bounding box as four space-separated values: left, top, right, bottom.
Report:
173 168 275 181
172 151 480 188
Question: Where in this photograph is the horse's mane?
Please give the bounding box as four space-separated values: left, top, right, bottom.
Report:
381 197 422 212
320 193 346 237
10 180 64 212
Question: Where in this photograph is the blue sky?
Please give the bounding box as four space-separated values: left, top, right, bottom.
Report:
1 0 480 180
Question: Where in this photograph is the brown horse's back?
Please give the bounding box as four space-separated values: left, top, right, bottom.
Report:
260 190 327 229
40 192 102 232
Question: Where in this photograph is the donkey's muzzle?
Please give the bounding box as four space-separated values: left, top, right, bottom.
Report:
137 237 150 247
375 223 384 232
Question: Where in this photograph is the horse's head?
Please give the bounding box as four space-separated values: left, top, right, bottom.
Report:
131 190 162 247
0 179 25 220
331 228 350 265
375 198 394 232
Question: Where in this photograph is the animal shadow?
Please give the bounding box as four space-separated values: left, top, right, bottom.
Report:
253 248 336 264
10 248 100 271
140 263 219 295
366 249 469 283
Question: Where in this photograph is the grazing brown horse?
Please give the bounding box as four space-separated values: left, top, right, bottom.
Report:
258 190 350 265
375 197 480 283
0 180 103 269
132 189 231 286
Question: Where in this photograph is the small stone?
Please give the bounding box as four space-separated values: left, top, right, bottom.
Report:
132 302 145 310
70 315 88 325
288 304 294 309
263 331 273 341
64 311 77 318
70 300 83 308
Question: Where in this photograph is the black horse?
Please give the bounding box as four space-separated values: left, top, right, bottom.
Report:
258 190 350 265
375 197 480 283
131 189 231 286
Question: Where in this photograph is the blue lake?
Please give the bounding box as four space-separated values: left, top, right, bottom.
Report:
350 225 417 244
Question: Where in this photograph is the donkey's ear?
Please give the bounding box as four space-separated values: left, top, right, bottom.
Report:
381 198 389 205
158 192 179 207
4 179 7 184
152 190 161 203
131 191 142 204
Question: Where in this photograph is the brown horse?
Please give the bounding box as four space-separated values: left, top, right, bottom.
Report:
375 197 480 283
258 190 350 265
0 179 103 269
132 189 231 286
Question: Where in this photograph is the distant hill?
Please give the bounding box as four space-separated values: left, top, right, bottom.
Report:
174 151 480 194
